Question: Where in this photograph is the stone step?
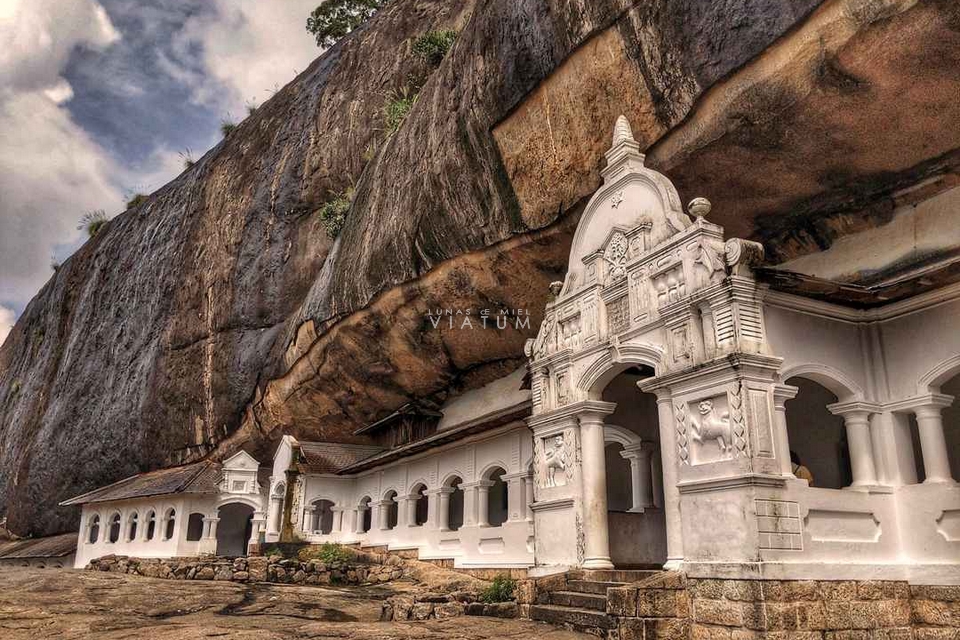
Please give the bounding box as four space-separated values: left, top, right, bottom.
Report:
572 569 661 583
547 590 608 611
528 604 616 633
566 579 627 595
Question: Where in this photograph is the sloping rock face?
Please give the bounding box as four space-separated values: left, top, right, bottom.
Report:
1 0 959 536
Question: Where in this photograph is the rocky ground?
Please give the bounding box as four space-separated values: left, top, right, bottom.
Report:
0 567 589 639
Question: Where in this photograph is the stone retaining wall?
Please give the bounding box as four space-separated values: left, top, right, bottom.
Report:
380 591 519 621
87 554 403 586
520 572 959 639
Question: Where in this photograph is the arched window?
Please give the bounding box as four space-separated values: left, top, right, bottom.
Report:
87 514 100 544
311 499 335 534
163 508 177 541
145 511 156 540
446 477 464 531
485 468 508 527
108 513 122 543
186 513 205 541
785 377 852 489
127 512 139 542
358 497 372 533
411 483 428 526
383 490 398 530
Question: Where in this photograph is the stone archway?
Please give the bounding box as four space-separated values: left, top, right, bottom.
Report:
216 502 254 557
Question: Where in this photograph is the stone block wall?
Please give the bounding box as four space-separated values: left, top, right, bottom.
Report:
87 554 403 585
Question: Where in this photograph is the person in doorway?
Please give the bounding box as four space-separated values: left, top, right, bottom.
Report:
791 450 814 485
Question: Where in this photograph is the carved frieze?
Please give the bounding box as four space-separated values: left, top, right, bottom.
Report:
688 394 734 465
651 261 686 307
606 294 629 336
675 402 690 466
602 231 628 284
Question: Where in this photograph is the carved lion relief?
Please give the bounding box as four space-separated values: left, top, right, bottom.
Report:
543 434 568 488
688 394 736 464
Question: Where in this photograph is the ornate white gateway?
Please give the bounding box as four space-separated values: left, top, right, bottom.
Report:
525 116 960 582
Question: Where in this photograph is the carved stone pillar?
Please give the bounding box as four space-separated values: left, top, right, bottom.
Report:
405 495 419 527
773 384 799 477
652 389 683 569
829 402 879 489
378 499 392 530
914 397 955 484
578 409 614 569
354 507 365 534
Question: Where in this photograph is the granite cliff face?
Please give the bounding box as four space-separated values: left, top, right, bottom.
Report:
1 0 958 536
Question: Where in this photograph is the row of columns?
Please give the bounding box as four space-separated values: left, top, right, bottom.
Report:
773 386 956 488
306 473 537 537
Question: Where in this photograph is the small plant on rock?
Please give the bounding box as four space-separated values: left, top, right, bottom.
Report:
412 29 457 66
78 209 110 238
384 86 416 135
299 542 349 564
221 119 237 136
317 188 353 238
480 574 516 603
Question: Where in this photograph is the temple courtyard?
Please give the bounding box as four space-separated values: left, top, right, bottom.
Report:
0 567 589 640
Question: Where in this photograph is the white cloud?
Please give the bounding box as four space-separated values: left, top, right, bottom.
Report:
175 0 321 114
0 305 13 345
0 0 123 308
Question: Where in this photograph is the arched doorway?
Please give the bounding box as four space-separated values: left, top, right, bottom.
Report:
310 499 335 534
358 496 372 533
445 476 464 531
598 366 667 567
216 502 254 557
483 468 508 527
784 376 852 489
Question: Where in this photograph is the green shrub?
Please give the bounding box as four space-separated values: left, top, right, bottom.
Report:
384 87 416 135
221 120 237 136
480 574 516 603
299 542 349 564
78 209 109 238
127 194 148 209
179 149 195 170
263 545 285 558
318 189 353 238
306 0 388 48
412 29 457 66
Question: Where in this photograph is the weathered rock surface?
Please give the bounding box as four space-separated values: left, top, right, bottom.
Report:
0 567 590 639
1 0 958 536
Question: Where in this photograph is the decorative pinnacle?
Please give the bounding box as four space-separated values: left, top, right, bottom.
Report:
612 115 635 146
688 197 711 219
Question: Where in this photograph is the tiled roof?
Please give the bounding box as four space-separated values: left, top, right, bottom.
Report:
0 533 77 559
60 460 221 506
297 442 384 474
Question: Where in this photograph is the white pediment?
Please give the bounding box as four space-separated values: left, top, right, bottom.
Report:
223 450 260 471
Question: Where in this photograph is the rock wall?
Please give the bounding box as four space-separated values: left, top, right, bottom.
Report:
87 553 403 585
1 0 958 538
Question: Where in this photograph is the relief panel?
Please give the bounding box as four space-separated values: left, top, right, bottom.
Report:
606 294 629 336
687 393 734 465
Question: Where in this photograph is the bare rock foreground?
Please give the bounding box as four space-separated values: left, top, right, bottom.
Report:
0 568 589 640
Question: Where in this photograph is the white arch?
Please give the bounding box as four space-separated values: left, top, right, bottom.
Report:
440 471 465 487
579 343 662 398
356 494 374 508
217 494 263 511
478 461 510 480
780 363 863 401
604 423 644 448
918 354 960 393
406 477 430 494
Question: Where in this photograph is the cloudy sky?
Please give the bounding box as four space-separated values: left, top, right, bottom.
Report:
0 0 323 344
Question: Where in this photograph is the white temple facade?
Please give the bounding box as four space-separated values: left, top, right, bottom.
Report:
64 116 960 585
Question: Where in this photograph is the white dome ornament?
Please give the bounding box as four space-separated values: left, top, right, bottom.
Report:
688 197 712 220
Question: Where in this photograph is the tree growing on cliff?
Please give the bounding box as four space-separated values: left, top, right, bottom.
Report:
306 0 387 48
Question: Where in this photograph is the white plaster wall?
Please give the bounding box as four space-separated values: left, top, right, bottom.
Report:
876 298 960 398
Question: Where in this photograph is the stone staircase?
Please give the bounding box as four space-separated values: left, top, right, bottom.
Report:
528 569 662 636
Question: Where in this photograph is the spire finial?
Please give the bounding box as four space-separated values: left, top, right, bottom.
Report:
612 115 635 147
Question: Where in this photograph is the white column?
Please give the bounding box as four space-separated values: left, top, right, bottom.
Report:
651 454 663 509
523 474 535 522
461 483 478 527
503 473 526 522
653 389 683 569
332 507 344 533
304 507 316 533
354 508 364 534
476 481 493 527
407 493 420 527
437 488 453 531
578 410 614 569
622 443 654 510
249 513 266 550
773 384 799 477
829 404 879 489
267 496 282 538
915 401 955 484
378 500 392 530
203 516 220 539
